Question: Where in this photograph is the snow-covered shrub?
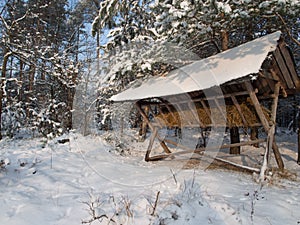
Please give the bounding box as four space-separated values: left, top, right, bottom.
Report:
29 100 67 138
1 101 26 138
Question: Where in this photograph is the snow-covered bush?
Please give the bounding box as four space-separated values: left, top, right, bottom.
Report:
1 101 26 138
29 100 67 139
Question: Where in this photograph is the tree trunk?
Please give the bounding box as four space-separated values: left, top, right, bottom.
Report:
0 51 12 140
230 127 240 154
19 60 24 102
221 30 229 51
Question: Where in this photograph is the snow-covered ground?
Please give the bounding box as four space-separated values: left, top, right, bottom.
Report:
0 129 300 225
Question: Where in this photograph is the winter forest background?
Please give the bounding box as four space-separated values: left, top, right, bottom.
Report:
0 0 299 140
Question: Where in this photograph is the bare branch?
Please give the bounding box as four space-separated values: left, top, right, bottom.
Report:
275 12 300 47
0 0 10 16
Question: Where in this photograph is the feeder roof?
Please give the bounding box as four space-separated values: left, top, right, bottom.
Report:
111 31 281 102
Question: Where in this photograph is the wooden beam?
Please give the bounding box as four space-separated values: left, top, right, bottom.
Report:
270 82 284 170
273 48 295 89
278 41 300 89
245 81 284 170
136 102 155 130
145 127 158 161
244 81 270 132
270 69 287 97
147 138 267 161
140 89 258 107
136 101 172 155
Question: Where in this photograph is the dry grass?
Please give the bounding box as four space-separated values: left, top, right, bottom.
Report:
155 103 270 128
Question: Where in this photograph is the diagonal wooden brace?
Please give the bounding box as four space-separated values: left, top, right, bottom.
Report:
245 81 284 170
136 102 172 160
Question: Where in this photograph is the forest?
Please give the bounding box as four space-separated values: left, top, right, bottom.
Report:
1 1 300 224
0 0 299 139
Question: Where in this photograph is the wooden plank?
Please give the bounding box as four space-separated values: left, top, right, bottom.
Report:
271 63 288 91
245 81 284 170
244 81 270 133
271 83 280 123
136 102 172 154
272 137 284 170
270 69 287 97
136 102 154 130
141 89 258 108
147 138 267 161
270 83 284 170
145 127 158 161
150 122 265 129
273 48 295 89
278 41 300 89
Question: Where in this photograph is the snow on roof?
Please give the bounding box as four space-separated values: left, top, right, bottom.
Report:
111 31 281 102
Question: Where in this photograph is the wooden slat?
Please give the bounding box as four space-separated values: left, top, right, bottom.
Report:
271 62 288 90
145 127 158 161
147 138 267 161
136 102 172 155
273 48 295 89
245 81 270 132
278 41 300 89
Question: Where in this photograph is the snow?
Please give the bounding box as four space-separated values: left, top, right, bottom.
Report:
111 31 281 102
1 128 300 225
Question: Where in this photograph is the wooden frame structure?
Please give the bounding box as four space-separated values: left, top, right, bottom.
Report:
111 32 300 171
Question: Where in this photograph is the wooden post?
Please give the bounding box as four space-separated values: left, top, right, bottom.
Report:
250 127 259 148
145 127 158 161
136 102 172 156
230 127 240 154
298 108 300 165
231 95 248 126
139 105 149 142
245 81 284 170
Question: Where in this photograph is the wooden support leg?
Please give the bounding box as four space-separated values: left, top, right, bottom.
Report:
250 127 259 148
136 102 172 160
298 127 300 165
145 127 158 161
159 140 172 154
230 127 240 154
245 81 284 170
139 105 149 142
272 138 284 170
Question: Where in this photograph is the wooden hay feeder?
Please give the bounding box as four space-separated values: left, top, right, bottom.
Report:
111 31 300 171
